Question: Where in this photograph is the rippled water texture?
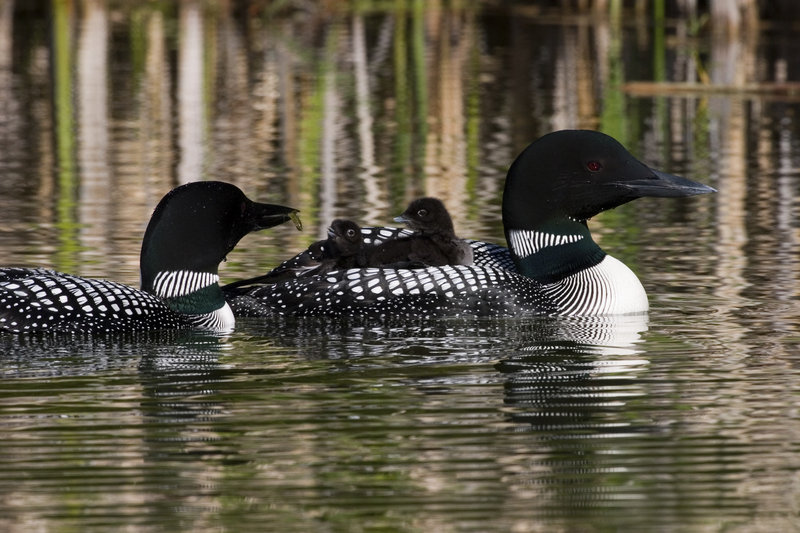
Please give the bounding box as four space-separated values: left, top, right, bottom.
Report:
2 1 800 531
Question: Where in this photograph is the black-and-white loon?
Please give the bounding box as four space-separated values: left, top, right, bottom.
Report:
0 181 299 333
224 130 714 319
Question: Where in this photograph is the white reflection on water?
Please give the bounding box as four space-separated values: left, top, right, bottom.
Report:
497 314 650 430
351 14 386 226
77 0 110 261
178 2 205 184
533 313 649 357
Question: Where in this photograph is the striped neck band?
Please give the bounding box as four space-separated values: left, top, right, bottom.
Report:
507 229 584 258
151 270 219 299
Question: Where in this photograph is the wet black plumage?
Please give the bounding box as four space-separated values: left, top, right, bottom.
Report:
0 182 298 333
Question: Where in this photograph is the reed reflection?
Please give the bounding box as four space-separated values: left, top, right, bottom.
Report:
140 9 174 197
351 14 385 225
0 0 22 226
0 2 795 305
77 0 111 274
178 1 205 184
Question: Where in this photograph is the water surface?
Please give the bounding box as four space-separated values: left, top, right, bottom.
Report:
2 1 800 531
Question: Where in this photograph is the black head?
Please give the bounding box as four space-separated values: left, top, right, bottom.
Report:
140 181 299 292
328 219 363 252
394 197 455 235
502 130 715 231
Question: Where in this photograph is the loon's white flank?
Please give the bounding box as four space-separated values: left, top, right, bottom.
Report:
188 302 236 332
542 255 648 316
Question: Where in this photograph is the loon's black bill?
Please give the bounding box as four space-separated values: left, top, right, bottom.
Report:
393 215 409 224
252 203 302 231
622 168 716 198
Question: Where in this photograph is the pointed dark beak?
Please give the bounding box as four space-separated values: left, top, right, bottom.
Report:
250 201 302 231
619 168 716 198
393 214 409 224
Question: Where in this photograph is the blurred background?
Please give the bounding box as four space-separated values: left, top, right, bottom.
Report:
1 0 798 288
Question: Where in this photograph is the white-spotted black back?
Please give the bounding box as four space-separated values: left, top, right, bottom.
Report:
468 240 516 270
230 264 554 319
258 227 515 281
224 230 526 319
0 268 188 333
223 229 536 319
359 226 413 245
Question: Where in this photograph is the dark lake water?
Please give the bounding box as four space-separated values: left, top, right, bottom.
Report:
3 1 800 531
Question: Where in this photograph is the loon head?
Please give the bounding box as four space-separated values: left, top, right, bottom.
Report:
393 197 455 236
502 130 715 282
139 181 299 315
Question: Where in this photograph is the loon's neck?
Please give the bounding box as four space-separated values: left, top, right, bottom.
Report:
145 269 235 331
505 220 648 315
506 220 604 284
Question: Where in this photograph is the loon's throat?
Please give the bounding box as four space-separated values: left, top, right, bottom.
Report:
507 228 606 284
149 270 225 314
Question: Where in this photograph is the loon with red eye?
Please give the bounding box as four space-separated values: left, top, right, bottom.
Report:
225 130 715 319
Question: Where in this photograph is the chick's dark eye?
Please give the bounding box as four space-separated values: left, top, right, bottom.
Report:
417 209 428 217
346 229 356 237
587 160 603 172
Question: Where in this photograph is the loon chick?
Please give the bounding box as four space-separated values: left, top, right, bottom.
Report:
225 198 468 298
224 219 364 289
362 197 473 267
0 181 299 334
226 130 715 319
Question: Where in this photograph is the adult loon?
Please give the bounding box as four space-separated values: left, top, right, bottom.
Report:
0 181 299 334
225 130 715 319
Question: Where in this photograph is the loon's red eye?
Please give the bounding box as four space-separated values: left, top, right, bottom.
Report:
587 160 603 172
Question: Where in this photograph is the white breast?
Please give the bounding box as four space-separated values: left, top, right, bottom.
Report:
189 302 236 332
542 255 649 316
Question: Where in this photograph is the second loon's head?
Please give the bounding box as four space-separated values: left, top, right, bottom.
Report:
502 130 715 281
140 181 299 315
